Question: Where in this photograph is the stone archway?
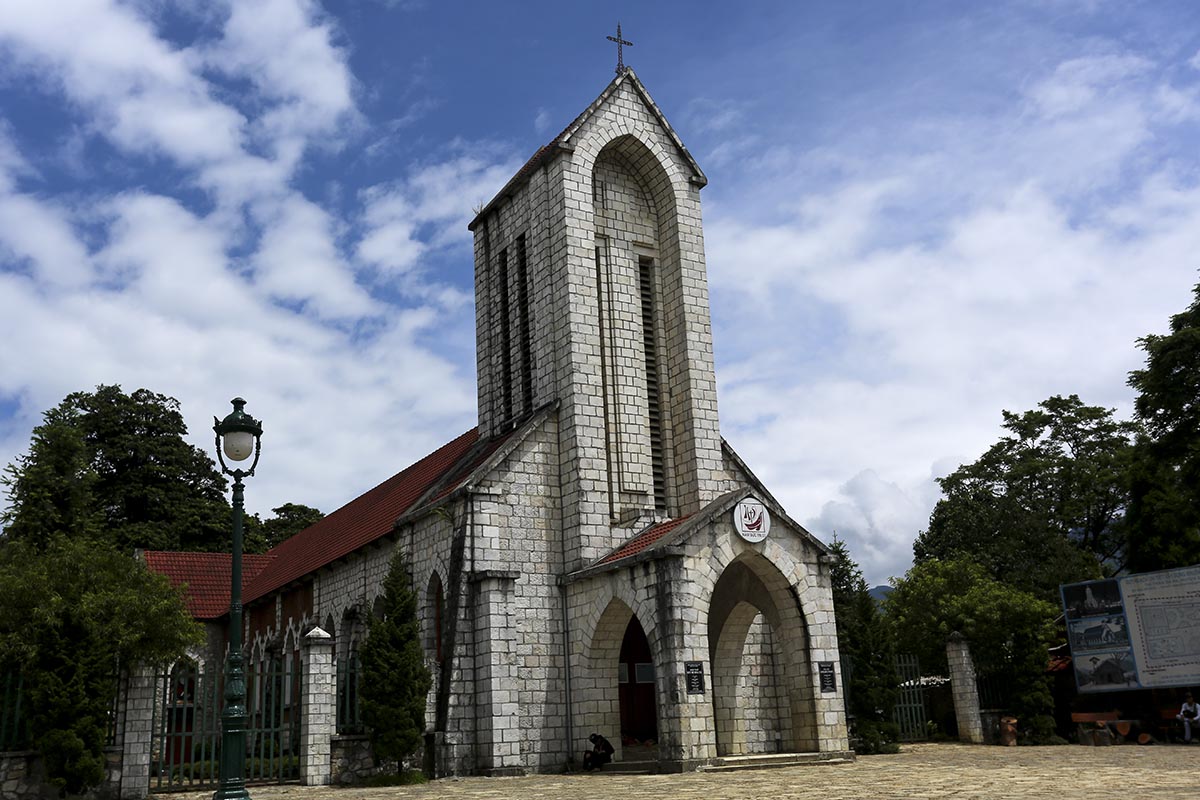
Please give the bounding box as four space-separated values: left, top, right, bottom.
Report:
708 554 816 755
579 597 661 761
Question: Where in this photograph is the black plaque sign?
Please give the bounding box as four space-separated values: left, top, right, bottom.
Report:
818 661 837 693
684 661 705 695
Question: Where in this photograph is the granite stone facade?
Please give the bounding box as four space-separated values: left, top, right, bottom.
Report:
161 69 850 783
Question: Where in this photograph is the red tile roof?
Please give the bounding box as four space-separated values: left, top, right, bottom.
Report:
1048 654 1072 673
597 515 692 566
241 428 486 605
144 550 275 620
146 424 524 618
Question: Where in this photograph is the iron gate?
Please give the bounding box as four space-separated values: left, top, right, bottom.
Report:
150 655 301 791
892 653 928 742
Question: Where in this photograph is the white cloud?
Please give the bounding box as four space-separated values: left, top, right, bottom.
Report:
199 0 358 149
706 50 1200 584
0 193 91 290
814 470 931 585
357 149 520 298
0 0 247 167
252 195 379 321
1026 55 1152 119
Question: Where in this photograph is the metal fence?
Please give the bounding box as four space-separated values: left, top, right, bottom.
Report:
1 668 122 753
150 655 302 792
976 670 1013 711
336 655 363 734
892 653 928 742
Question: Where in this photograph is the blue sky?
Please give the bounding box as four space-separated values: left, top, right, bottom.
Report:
1 1 1198 585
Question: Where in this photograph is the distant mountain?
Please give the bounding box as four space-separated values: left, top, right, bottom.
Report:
868 585 893 604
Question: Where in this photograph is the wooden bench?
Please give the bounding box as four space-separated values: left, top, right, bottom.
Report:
1072 711 1119 745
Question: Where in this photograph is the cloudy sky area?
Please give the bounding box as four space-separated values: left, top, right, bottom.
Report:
0 0 1197 586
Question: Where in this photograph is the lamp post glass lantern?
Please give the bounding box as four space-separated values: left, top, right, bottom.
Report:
213 397 262 800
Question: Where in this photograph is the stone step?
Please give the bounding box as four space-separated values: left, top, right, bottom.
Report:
600 760 659 775
698 751 855 773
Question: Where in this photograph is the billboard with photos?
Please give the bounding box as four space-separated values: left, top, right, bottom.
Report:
1061 565 1200 693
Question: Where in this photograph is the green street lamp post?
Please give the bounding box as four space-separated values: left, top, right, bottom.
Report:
213 397 263 800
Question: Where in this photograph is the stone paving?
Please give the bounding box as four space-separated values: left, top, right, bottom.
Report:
152 742 1200 800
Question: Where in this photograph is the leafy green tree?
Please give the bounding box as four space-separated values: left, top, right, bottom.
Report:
359 548 431 771
884 558 1059 737
1126 283 1200 572
913 394 1132 599
258 503 324 549
829 538 899 754
0 406 99 549
0 536 201 794
2 386 235 552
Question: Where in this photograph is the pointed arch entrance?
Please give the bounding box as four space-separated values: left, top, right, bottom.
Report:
708 553 817 756
618 616 658 744
583 598 660 758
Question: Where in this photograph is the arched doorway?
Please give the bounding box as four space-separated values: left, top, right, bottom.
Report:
583 598 660 760
708 555 816 755
618 617 658 746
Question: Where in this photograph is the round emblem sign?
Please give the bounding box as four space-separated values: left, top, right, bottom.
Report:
734 498 771 542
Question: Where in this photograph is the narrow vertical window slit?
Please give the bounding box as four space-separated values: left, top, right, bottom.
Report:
498 248 513 421
516 234 533 413
640 257 666 514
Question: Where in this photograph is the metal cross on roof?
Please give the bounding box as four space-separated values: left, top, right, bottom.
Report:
606 23 633 75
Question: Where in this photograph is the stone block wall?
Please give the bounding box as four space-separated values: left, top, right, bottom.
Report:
471 73 725 574
469 417 567 771
739 617 785 754
0 751 53 800
330 735 375 783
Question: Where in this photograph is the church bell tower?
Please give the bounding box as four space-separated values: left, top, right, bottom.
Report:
469 69 724 568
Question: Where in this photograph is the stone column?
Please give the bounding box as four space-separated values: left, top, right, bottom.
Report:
471 570 523 776
300 627 335 785
118 664 157 800
946 633 984 744
653 557 717 771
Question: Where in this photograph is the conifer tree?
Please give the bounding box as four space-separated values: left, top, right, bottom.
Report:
828 538 899 753
359 548 431 772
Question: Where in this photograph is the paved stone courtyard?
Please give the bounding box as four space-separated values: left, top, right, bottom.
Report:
153 742 1200 800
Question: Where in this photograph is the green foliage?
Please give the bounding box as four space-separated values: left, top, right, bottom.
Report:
258 503 324 550
884 558 1058 724
360 770 429 787
913 394 1130 600
828 538 899 754
852 719 901 754
0 536 201 794
359 549 431 770
1126 283 1200 572
164 756 298 784
2 386 235 553
1023 714 1065 746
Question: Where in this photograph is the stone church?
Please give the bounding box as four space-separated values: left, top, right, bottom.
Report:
151 68 850 775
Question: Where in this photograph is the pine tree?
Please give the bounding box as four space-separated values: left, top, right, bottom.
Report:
359 548 431 772
828 538 899 754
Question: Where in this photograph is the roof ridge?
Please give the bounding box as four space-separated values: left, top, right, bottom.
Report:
241 427 482 604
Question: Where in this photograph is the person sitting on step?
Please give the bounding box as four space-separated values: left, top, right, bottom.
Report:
582 732 615 770
1178 693 1200 743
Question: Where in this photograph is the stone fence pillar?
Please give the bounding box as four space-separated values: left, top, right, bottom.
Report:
300 626 335 785
119 665 158 799
946 633 984 744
